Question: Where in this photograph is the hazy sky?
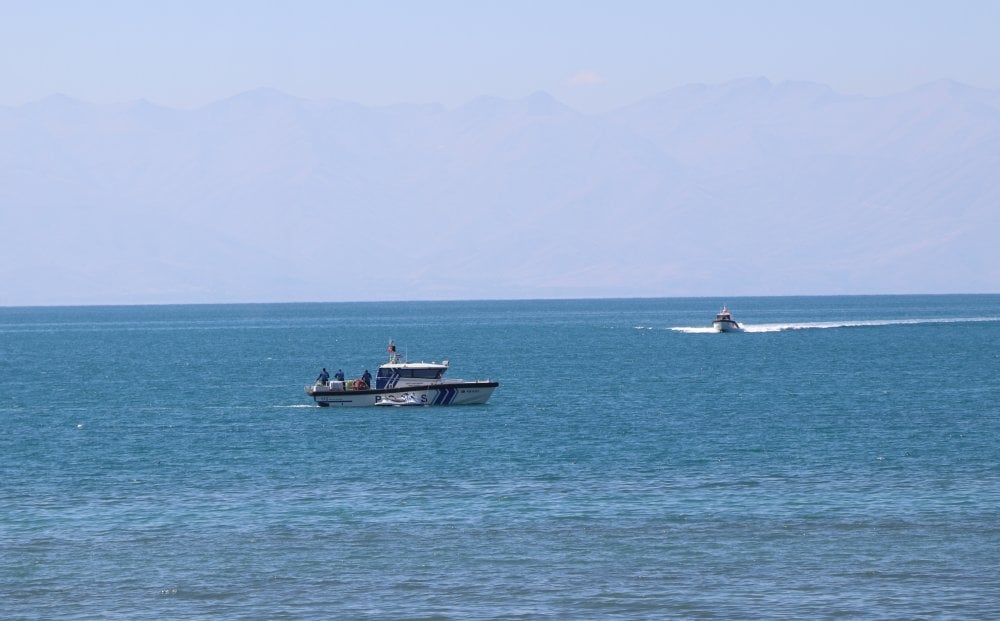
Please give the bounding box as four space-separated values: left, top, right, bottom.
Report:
2 0 998 112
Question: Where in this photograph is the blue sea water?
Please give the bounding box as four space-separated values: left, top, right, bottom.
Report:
2 295 1000 619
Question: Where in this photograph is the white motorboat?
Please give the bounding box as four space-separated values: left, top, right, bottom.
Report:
305 339 498 407
712 306 742 332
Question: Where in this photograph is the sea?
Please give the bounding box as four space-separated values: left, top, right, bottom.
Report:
2 294 999 620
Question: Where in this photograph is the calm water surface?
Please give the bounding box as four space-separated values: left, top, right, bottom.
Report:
2 295 999 619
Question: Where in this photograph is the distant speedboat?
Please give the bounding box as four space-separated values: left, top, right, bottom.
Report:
712 306 742 332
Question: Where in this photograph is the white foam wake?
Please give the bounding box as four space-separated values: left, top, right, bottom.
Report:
670 317 1000 334
669 326 717 334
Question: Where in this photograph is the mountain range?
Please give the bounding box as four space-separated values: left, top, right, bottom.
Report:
2 77 998 305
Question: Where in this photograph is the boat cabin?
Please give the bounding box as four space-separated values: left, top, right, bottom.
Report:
375 361 449 389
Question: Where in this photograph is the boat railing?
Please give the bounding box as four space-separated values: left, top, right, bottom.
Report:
311 379 369 392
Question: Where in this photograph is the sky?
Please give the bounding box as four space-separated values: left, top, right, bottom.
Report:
2 0 999 113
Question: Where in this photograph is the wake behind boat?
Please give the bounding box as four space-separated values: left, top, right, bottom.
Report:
305 339 499 407
712 306 742 332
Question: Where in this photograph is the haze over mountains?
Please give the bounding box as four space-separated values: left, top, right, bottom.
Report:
2 77 998 305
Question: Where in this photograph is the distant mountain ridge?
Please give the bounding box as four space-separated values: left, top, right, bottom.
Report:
2 78 998 305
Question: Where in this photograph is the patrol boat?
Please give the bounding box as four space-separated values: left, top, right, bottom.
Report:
305 340 499 407
712 306 742 332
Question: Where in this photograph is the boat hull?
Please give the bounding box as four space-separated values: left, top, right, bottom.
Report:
713 319 742 332
305 382 498 407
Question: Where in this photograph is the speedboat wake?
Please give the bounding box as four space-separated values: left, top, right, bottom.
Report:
671 316 1000 334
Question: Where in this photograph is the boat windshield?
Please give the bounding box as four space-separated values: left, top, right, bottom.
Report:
377 367 445 380
405 368 443 379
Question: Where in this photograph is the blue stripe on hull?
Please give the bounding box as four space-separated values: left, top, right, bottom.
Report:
309 382 497 406
432 387 457 405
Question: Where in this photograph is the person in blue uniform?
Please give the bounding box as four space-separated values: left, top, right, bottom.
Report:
361 369 372 388
334 369 345 381
316 368 330 383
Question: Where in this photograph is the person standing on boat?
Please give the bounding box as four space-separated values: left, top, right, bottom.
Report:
361 369 372 388
316 368 330 383
334 369 345 381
